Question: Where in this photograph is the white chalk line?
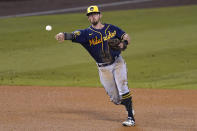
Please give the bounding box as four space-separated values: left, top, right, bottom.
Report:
0 0 152 19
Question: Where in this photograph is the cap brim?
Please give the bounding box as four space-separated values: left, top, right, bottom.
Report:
86 12 100 16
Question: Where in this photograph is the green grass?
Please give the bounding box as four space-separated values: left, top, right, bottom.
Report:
0 5 197 89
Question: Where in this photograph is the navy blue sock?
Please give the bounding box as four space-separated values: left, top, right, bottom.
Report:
121 92 135 121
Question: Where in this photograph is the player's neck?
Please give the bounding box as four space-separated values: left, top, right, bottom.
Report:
92 22 104 30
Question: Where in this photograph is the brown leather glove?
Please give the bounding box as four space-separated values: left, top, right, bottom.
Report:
107 38 128 51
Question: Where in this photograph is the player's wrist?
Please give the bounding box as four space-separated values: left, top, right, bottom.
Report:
63 32 74 40
121 40 128 51
123 40 128 45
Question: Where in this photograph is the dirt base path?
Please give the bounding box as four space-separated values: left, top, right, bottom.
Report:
0 86 196 131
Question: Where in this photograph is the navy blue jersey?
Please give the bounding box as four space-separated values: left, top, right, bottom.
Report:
72 24 125 63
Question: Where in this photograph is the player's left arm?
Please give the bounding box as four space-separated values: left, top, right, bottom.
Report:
112 25 131 50
122 33 131 44
119 33 130 50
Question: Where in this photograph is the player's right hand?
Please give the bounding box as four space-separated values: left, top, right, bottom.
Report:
55 33 65 42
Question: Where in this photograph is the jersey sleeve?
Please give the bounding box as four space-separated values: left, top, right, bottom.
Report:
72 29 88 44
112 25 126 40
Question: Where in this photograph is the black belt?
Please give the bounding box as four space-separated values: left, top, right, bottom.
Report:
97 60 115 67
97 56 119 67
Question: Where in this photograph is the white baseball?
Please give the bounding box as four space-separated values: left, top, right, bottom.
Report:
46 25 52 31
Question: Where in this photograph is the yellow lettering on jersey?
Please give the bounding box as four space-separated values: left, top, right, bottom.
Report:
103 30 116 41
89 30 116 46
89 36 102 46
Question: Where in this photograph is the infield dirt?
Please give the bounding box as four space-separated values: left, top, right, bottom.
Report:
0 86 197 131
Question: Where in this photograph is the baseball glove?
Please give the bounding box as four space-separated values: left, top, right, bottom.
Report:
107 38 128 51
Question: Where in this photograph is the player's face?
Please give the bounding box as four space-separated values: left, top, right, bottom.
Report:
88 13 101 25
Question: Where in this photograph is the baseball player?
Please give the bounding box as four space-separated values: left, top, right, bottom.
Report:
55 5 135 127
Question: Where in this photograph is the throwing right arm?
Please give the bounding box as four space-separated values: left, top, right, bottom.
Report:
55 32 74 42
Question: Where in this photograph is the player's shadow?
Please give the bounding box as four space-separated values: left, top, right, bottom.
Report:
48 107 122 122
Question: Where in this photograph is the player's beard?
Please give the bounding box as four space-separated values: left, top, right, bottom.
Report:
92 21 99 26
91 18 99 26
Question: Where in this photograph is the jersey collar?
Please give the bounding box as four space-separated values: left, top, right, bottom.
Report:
90 23 108 31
